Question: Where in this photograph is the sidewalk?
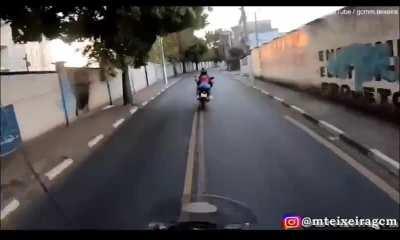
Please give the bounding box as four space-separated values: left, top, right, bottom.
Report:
229 70 399 163
0 72 192 209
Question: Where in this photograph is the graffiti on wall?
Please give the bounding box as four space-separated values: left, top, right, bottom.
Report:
327 43 398 90
0 105 22 157
318 39 399 108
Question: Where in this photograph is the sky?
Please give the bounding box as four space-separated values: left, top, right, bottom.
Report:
194 6 344 38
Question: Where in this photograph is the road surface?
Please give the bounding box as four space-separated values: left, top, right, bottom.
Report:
1 69 398 229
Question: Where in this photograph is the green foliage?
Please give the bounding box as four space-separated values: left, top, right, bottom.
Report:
0 3 208 69
205 30 224 62
148 33 181 64
184 38 208 64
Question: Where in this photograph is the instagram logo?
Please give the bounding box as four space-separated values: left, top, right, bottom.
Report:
282 216 302 230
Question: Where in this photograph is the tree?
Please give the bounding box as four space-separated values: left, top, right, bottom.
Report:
184 39 208 71
0 3 208 104
229 47 245 59
205 31 220 49
205 30 225 62
227 47 244 71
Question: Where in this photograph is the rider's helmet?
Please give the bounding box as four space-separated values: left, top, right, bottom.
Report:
200 68 207 75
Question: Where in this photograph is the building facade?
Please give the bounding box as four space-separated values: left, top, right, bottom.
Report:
231 19 282 50
1 21 56 72
1 21 89 72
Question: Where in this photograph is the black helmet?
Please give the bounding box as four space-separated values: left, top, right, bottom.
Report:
200 68 207 75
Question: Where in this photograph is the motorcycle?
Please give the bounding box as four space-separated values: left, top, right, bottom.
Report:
148 193 257 230
195 77 214 109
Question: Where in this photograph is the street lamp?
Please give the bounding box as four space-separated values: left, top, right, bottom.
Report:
159 36 168 85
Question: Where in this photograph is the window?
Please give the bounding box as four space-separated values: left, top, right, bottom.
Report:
320 66 325 77
318 51 324 61
386 40 393 56
348 65 354 79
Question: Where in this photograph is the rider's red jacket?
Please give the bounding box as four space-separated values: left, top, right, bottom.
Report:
197 74 214 86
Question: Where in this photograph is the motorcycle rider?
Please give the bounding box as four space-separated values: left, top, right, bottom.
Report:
196 68 214 98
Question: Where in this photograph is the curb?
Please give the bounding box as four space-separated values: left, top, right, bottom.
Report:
238 76 399 176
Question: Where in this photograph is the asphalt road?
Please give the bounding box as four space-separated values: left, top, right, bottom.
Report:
2 69 399 229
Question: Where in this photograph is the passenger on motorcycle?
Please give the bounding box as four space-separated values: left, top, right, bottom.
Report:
196 68 214 98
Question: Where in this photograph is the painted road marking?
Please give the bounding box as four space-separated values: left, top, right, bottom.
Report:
182 111 198 201
370 149 399 174
180 111 198 223
112 118 125 128
141 101 148 107
319 120 345 135
88 134 104 148
102 105 114 110
329 136 339 141
150 96 155 101
261 90 270 95
290 105 306 114
129 107 138 115
45 158 74 180
1 199 20 220
284 115 399 204
197 110 206 196
273 96 284 102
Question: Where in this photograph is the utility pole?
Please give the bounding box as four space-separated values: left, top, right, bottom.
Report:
253 11 261 86
159 36 168 85
240 6 249 48
254 12 260 48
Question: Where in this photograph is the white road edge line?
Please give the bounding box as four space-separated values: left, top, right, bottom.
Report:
112 118 125 128
141 101 148 106
284 115 399 204
319 120 345 135
290 105 306 114
370 149 400 172
1 199 20 220
88 134 104 148
129 107 138 115
45 158 74 180
273 96 284 102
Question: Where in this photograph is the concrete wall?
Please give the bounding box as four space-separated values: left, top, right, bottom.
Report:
249 6 399 110
107 69 123 102
65 67 123 112
240 57 250 75
128 66 147 92
1 72 65 141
